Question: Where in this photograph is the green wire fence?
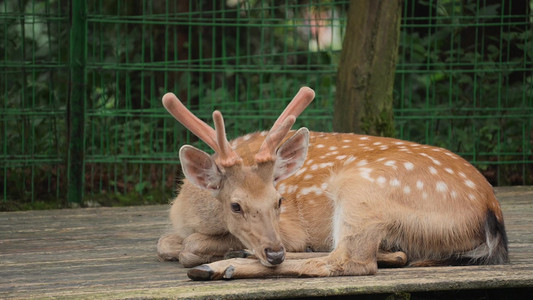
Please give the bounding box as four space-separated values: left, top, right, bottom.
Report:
1 0 532 209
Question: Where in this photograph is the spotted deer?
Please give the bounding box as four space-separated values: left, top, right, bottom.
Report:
157 87 508 280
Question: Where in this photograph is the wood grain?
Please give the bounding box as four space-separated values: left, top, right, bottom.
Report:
1 186 532 299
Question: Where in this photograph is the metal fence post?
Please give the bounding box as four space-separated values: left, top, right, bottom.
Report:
67 0 87 204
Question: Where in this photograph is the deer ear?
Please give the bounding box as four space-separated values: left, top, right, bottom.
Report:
273 128 309 184
179 145 223 192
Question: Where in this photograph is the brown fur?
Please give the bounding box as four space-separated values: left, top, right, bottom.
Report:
158 131 508 279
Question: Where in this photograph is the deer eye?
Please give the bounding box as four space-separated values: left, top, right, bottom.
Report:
230 203 242 213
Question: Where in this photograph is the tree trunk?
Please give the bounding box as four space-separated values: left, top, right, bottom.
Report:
333 0 402 136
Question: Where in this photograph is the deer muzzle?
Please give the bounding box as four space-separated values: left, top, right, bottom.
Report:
264 247 285 265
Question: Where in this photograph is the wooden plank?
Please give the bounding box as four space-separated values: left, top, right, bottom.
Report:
1 186 532 299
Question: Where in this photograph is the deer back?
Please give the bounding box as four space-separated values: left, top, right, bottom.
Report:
227 130 503 255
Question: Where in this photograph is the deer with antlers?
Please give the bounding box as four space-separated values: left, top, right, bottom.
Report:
157 87 508 280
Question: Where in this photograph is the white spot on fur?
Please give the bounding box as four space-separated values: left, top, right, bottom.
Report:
465 179 476 188
329 146 338 151
287 185 298 194
359 136 369 140
390 178 401 186
319 162 334 169
379 145 389 150
306 159 314 165
459 171 466 178
336 155 347 160
385 160 397 169
445 168 454 174
432 158 441 165
394 141 404 145
373 142 382 145
377 176 387 185
420 153 441 165
343 139 351 143
416 180 424 190
295 167 307 176
299 185 322 196
356 159 368 167
344 156 356 165
361 174 374 183
445 152 458 159
451 190 458 198
422 192 428 199
359 168 374 182
403 162 414 171
304 174 313 180
310 164 319 171
342 145 350 149
403 186 411 194
429 166 438 175
468 194 476 201
316 144 325 148
359 167 373 173
436 181 448 192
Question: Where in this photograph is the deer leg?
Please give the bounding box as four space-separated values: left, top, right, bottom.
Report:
377 250 408 268
284 250 407 267
285 252 329 259
157 233 183 261
187 256 333 280
187 223 385 280
158 232 243 268
187 239 380 280
178 233 244 268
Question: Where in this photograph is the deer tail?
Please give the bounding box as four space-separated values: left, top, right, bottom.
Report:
459 209 509 265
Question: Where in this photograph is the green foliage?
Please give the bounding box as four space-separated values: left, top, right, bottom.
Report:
1 0 531 209
395 0 532 185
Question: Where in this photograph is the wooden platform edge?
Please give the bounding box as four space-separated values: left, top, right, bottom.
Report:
1 186 532 300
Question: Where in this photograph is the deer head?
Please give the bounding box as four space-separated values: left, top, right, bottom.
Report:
162 87 315 266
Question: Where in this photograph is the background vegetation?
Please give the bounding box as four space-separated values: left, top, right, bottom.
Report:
1 0 531 210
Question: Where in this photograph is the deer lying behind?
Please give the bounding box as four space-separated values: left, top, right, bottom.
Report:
157 87 509 280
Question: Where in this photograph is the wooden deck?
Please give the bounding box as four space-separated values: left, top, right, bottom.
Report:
1 186 533 299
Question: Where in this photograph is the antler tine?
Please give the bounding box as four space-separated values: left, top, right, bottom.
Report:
269 87 315 133
255 87 315 163
213 111 242 167
162 93 242 168
162 92 222 154
255 115 296 163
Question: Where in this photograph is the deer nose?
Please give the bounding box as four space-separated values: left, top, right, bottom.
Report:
265 247 285 265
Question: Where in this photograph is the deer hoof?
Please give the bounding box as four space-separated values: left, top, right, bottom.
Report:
223 265 235 279
187 264 215 281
